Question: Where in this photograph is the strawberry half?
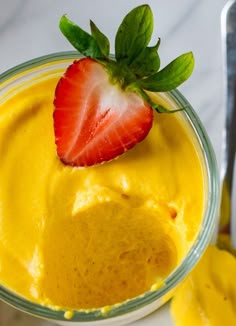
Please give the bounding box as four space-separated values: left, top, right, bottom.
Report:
54 5 194 167
53 58 153 167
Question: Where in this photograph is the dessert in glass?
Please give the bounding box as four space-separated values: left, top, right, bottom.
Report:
0 5 219 326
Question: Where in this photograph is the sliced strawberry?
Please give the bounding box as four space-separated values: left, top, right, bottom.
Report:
53 58 153 167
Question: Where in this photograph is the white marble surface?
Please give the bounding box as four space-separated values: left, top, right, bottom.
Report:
0 0 229 325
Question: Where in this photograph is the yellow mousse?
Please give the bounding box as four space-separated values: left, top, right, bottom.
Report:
171 245 236 325
0 66 204 310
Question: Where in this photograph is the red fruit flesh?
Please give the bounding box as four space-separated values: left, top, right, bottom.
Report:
53 58 153 167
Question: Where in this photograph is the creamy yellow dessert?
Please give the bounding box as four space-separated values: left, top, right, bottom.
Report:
0 68 204 310
171 245 236 325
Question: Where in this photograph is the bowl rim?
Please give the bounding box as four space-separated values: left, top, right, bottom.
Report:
0 51 220 322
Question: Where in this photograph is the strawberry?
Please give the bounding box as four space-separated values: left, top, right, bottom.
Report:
54 5 194 167
54 58 153 167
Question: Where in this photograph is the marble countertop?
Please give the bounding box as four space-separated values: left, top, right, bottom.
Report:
0 0 229 325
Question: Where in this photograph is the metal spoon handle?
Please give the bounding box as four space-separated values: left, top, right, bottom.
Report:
221 0 236 247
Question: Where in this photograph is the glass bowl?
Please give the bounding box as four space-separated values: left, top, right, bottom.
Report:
0 52 219 326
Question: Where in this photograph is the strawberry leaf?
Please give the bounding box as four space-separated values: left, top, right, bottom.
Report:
90 20 110 57
59 15 102 58
129 40 161 78
133 87 184 113
138 52 195 92
115 5 153 65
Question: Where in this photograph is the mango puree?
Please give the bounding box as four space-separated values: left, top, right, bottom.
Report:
0 70 204 310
